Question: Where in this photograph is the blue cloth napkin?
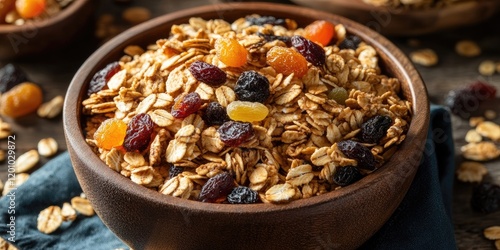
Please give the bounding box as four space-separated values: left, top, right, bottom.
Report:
0 105 457 250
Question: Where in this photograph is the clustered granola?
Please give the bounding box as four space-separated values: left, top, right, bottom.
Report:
82 15 412 204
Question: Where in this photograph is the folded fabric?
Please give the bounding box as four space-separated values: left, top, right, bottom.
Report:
0 105 456 249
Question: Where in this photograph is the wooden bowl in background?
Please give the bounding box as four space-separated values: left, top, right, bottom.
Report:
63 3 430 249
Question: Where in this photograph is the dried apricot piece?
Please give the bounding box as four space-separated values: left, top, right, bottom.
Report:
16 0 46 19
215 37 248 67
266 46 308 78
94 118 127 150
0 82 43 118
304 20 336 46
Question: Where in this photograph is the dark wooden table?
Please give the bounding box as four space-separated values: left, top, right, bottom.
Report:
1 0 499 249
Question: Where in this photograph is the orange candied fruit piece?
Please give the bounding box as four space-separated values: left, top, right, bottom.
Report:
215 37 248 67
16 0 47 19
0 82 43 118
304 20 336 46
266 46 308 78
94 118 127 150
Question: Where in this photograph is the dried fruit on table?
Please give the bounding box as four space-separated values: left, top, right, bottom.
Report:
215 37 248 67
227 186 259 204
87 61 121 96
202 102 230 126
217 121 254 147
16 0 46 19
234 70 270 103
94 118 127 150
171 92 202 118
339 35 362 50
327 87 348 105
0 82 42 118
246 16 286 27
266 46 308 78
333 166 363 187
290 35 325 66
444 81 496 119
359 115 392 143
337 140 376 170
199 172 235 203
471 182 500 214
189 61 227 87
226 101 269 122
303 20 336 46
0 63 28 93
123 113 155 152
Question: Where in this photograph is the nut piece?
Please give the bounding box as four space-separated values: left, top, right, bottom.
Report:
485 110 497 120
478 60 496 76
37 137 58 157
122 7 151 25
37 95 64 118
461 142 500 161
456 161 488 183
465 130 482 143
455 40 481 57
476 121 500 141
61 202 77 222
37 206 63 234
15 149 39 173
409 49 438 67
71 197 95 216
0 236 18 250
484 226 500 240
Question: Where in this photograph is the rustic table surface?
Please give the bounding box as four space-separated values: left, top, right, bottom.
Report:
1 0 499 249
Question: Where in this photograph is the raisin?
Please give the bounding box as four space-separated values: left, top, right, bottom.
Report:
332 166 363 187
337 140 376 170
471 182 500 214
266 46 308 78
199 172 235 203
16 0 46 19
171 92 202 119
217 121 254 147
215 37 248 67
227 186 259 204
359 115 392 143
339 35 362 50
234 71 270 103
246 16 286 27
94 118 127 150
304 20 336 46
123 113 155 152
202 102 229 126
188 61 227 87
0 64 28 93
87 61 121 96
290 35 325 67
257 32 291 45
327 87 348 105
169 165 185 179
226 101 269 122
444 81 496 119
0 82 42 118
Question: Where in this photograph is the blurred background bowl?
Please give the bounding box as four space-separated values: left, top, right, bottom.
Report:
0 0 96 60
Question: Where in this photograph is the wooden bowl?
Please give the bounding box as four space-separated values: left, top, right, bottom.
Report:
0 0 96 60
63 3 429 249
290 0 500 36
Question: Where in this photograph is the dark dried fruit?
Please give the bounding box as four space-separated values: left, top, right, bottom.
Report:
199 172 235 203
337 140 376 170
290 35 325 66
444 81 496 119
217 121 254 147
332 166 363 187
360 115 392 143
169 165 184 179
227 186 259 204
246 16 285 26
339 35 362 50
234 71 270 103
202 102 229 126
471 182 500 214
171 92 202 118
188 61 227 87
87 61 121 96
257 32 290 45
123 113 155 152
0 63 28 93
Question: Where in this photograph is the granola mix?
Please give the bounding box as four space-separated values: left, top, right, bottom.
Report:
362 0 485 9
82 15 412 204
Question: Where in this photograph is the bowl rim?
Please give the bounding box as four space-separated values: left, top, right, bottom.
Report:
64 2 430 215
0 0 91 32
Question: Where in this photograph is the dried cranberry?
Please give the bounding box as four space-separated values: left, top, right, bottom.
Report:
359 115 392 143
227 186 259 204
169 165 184 179
188 61 227 87
333 166 363 187
199 172 235 203
337 140 376 170
217 121 254 147
339 35 362 50
471 182 500 214
171 92 202 118
444 81 496 119
0 63 28 93
246 16 286 27
234 71 270 103
87 61 121 96
290 35 325 66
123 113 155 152
257 32 291 45
202 102 230 126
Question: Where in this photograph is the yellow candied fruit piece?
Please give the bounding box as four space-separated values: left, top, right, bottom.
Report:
226 101 269 122
94 118 127 150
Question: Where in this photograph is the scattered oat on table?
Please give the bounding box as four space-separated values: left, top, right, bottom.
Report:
469 117 485 127
14 149 39 173
37 95 64 118
476 121 500 141
61 202 77 222
485 226 500 240
37 137 58 157
409 48 438 67
0 149 5 162
465 129 482 143
2 173 30 196
122 6 151 25
37 206 63 234
71 196 95 216
461 142 500 161
455 40 481 57
456 161 488 183
0 118 12 139
485 110 497 120
478 60 496 76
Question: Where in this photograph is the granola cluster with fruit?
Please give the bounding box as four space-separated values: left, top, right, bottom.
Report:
82 15 412 204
